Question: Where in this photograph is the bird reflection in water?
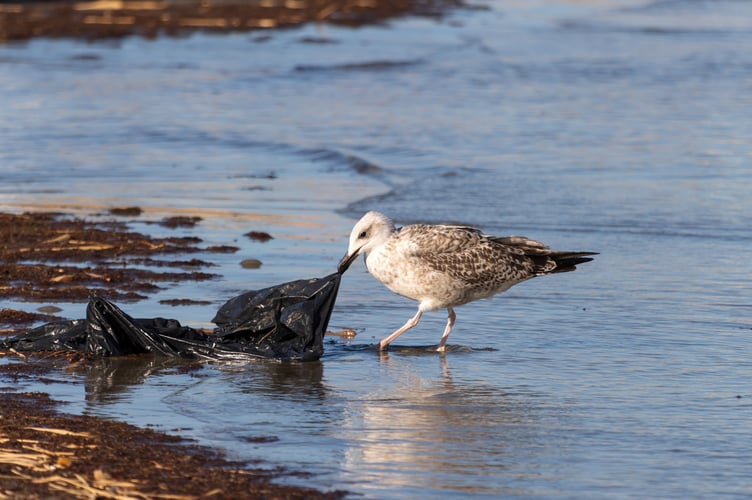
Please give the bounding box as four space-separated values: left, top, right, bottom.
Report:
338 351 547 495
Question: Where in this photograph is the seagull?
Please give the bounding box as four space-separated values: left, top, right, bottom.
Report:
338 211 597 352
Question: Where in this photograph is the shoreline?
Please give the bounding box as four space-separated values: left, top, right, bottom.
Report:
0 386 347 499
0 209 349 498
0 0 461 41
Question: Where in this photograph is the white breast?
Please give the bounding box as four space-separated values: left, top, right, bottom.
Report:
365 240 470 311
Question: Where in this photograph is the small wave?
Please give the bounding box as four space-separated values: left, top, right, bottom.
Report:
560 0 752 35
294 58 423 73
297 36 340 45
559 19 742 36
134 125 387 174
69 53 102 61
305 147 388 177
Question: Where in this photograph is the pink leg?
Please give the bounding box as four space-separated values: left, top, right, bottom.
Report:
436 307 456 352
378 309 423 350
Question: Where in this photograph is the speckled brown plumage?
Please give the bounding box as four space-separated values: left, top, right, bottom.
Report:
338 211 596 351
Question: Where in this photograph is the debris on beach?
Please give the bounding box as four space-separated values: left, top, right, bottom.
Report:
0 392 346 499
2 273 342 362
0 0 459 41
0 212 219 303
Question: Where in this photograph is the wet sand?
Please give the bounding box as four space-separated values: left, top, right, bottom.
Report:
0 386 345 499
0 211 223 305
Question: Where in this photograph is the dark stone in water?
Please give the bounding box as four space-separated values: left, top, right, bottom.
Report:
241 258 263 269
159 216 202 228
159 298 213 306
245 231 274 242
109 206 143 216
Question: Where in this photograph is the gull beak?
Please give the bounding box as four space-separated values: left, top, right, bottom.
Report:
338 251 359 274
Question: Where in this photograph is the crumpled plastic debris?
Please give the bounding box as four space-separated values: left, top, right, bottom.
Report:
2 273 341 362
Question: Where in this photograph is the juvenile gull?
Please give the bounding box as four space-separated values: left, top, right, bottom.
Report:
338 211 597 352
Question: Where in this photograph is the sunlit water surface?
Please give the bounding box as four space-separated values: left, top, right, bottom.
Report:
2 0 751 498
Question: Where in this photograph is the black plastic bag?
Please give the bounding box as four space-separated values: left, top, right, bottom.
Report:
2 273 341 362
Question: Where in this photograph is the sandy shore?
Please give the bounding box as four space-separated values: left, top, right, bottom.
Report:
0 384 346 499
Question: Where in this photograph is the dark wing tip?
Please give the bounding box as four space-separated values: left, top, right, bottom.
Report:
550 252 597 273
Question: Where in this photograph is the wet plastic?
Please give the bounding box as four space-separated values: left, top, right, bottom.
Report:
2 273 341 362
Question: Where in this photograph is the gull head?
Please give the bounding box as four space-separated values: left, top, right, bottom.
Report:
337 211 395 274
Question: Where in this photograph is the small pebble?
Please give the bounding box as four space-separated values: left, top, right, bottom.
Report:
38 305 63 313
109 206 142 216
245 231 273 242
240 259 262 269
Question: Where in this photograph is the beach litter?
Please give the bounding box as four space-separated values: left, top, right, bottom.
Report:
2 274 341 362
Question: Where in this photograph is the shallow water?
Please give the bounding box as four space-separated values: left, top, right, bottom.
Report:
2 0 752 498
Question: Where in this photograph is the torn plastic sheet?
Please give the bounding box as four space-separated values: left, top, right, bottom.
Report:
2 273 341 362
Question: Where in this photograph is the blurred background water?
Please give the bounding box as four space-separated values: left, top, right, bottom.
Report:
2 0 752 497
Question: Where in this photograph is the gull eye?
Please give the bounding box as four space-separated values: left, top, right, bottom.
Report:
358 231 367 239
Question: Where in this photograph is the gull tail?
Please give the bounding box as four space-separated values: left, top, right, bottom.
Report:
548 251 598 273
